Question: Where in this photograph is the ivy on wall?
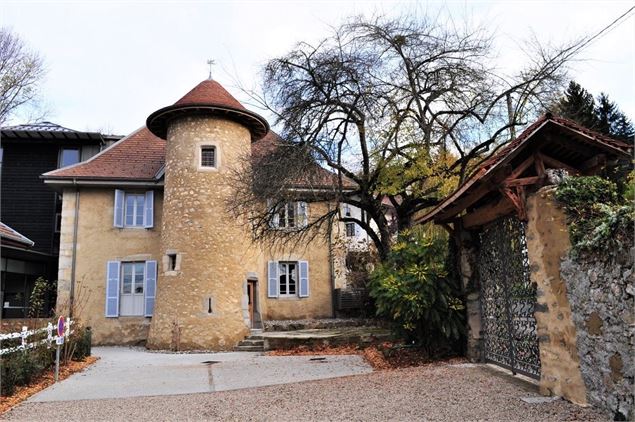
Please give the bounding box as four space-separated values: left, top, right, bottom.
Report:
555 175 634 257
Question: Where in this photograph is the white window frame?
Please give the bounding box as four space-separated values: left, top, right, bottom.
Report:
200 145 216 168
272 202 307 229
196 141 221 172
119 261 145 316
278 261 298 297
124 193 145 228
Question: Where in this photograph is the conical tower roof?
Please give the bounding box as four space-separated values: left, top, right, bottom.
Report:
147 79 269 141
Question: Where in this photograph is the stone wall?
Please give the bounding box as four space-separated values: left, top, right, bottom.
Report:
457 228 481 362
525 187 588 404
561 247 634 420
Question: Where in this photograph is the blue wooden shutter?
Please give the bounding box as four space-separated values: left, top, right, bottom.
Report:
268 261 279 298
144 260 157 317
143 190 154 228
114 190 124 228
105 261 120 317
299 260 309 297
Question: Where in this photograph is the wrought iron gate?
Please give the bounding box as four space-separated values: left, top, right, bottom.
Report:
478 216 541 379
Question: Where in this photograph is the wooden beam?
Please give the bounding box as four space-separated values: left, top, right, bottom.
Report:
462 197 515 229
534 153 546 177
436 165 512 222
507 155 535 180
500 186 527 221
502 176 541 187
537 152 580 175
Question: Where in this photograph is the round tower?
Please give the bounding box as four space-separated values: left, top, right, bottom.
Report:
145 79 268 350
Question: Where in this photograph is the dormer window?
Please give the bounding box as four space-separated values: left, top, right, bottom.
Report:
200 146 216 168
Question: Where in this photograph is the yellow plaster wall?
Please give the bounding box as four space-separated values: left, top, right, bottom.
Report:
58 187 163 345
525 187 588 405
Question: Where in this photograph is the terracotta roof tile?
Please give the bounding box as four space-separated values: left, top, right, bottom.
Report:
43 127 165 180
174 79 246 110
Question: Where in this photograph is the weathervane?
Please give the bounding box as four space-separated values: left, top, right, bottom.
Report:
207 59 216 80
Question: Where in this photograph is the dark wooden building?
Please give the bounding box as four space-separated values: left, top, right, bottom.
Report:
0 122 121 319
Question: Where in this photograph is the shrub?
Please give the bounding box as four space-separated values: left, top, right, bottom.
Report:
368 228 465 355
555 176 634 256
0 345 55 396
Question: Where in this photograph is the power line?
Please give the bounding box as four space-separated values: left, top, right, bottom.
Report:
572 5 635 55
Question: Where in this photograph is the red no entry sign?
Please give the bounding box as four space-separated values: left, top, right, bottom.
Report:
57 316 65 337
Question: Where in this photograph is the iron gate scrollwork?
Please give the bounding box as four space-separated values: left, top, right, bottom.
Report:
478 215 541 379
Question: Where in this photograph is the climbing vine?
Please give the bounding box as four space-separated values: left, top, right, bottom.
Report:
555 175 634 257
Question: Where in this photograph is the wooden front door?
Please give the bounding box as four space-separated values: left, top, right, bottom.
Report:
247 280 256 328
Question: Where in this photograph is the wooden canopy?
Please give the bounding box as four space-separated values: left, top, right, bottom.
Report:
415 114 632 230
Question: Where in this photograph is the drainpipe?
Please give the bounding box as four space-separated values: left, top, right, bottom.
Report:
69 183 80 318
327 203 336 318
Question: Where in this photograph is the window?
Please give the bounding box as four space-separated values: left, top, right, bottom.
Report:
267 260 309 298
125 194 145 227
200 146 216 168
271 202 307 229
345 222 356 237
278 262 297 296
59 148 80 168
105 260 157 318
119 262 145 316
168 254 177 271
1 259 48 319
113 190 154 229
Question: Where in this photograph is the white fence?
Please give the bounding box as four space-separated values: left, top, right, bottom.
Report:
0 319 73 355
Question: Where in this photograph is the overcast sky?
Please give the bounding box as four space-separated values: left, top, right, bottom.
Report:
1 1 633 136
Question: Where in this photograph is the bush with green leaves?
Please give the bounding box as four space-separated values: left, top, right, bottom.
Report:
555 175 634 257
1 345 55 396
368 228 465 354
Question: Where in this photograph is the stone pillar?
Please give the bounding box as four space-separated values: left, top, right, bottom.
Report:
525 186 588 404
457 229 482 362
146 116 253 350
55 188 78 316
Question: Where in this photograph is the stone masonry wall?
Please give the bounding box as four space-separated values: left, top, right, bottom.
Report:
147 116 255 351
561 247 634 420
525 187 588 405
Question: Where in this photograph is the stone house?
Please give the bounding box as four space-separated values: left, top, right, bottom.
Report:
42 79 362 350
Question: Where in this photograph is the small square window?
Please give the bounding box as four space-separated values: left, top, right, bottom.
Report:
345 222 356 237
201 146 216 168
60 148 80 168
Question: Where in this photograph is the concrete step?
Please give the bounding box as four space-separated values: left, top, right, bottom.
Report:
234 345 264 352
246 335 264 340
238 339 264 347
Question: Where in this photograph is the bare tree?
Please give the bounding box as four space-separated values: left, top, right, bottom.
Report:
0 27 46 125
232 14 583 259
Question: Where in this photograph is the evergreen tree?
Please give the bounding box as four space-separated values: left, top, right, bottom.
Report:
595 93 634 143
555 81 597 129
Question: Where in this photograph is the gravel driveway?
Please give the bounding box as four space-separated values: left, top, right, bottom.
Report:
4 361 606 421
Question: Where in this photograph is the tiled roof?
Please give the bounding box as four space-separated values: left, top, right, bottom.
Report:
43 127 165 181
174 79 246 110
146 79 269 141
44 126 355 190
0 222 34 247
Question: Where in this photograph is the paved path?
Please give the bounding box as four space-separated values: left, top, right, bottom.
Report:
27 346 372 402
5 362 606 421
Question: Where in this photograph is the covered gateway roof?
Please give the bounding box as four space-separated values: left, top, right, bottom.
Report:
415 113 632 227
